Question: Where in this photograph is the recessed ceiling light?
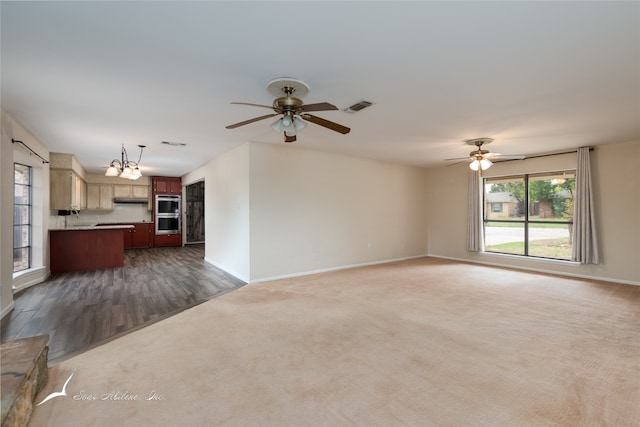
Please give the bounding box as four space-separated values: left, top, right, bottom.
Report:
161 141 187 147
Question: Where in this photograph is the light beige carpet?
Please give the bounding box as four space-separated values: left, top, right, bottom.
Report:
29 258 640 426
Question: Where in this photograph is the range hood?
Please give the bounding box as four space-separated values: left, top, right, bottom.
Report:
113 197 148 204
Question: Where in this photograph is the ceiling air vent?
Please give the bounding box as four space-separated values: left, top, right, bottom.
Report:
162 141 187 147
344 100 374 113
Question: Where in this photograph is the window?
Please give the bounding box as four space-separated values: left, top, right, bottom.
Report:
14 163 32 272
483 171 575 260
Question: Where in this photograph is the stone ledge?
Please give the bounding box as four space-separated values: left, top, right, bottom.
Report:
1 335 49 427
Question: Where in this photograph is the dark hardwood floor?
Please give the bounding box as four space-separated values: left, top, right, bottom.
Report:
1 244 246 364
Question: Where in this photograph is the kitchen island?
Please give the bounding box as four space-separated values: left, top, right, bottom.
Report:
49 225 134 273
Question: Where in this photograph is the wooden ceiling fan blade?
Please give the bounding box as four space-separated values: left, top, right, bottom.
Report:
284 133 296 143
446 160 471 167
444 157 472 161
225 113 279 129
300 102 338 112
301 114 350 134
231 101 276 110
490 154 527 160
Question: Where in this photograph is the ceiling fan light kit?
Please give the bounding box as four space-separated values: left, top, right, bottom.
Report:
226 77 350 142
469 157 493 171
444 137 526 173
271 114 307 137
465 138 494 171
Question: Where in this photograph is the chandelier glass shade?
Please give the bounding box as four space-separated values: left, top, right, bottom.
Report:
271 113 307 136
105 144 145 180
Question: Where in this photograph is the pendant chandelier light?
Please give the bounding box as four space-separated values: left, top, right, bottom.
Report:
105 144 145 180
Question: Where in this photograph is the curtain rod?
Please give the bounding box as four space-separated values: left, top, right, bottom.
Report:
499 146 594 163
11 139 49 164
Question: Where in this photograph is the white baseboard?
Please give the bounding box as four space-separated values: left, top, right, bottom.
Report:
249 254 429 284
204 254 430 285
1 301 16 320
203 257 250 283
427 253 640 287
12 267 50 293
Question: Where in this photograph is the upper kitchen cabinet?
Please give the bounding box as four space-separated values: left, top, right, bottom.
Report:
50 169 86 210
153 176 182 195
113 185 132 198
49 153 87 211
132 185 149 199
84 175 152 209
113 184 149 199
86 184 114 210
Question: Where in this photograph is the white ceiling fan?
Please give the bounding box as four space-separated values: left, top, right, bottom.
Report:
445 138 526 172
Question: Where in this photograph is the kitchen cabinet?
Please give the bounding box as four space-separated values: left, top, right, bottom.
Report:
79 177 87 210
113 185 132 198
113 184 149 199
132 185 152 211
132 223 153 248
153 233 182 247
113 184 151 210
49 226 130 273
86 184 114 210
132 185 149 199
153 176 182 195
50 169 86 210
123 228 133 249
101 223 153 249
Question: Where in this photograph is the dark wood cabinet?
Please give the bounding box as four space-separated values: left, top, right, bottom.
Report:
104 223 153 249
132 223 153 248
153 233 182 247
123 228 133 249
50 228 125 273
152 176 182 195
169 180 181 194
154 179 168 194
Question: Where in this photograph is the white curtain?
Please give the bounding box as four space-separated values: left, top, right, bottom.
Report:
467 170 484 252
571 147 600 264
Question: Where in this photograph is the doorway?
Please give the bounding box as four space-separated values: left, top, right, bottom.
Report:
185 181 205 244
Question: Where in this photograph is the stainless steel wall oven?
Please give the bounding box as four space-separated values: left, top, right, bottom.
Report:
155 195 181 234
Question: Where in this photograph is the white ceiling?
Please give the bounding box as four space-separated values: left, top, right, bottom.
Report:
2 1 639 176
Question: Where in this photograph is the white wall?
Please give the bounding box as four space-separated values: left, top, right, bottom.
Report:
248 142 429 281
182 167 206 187
198 142 429 282
0 114 14 317
202 143 251 282
426 140 640 285
1 111 51 317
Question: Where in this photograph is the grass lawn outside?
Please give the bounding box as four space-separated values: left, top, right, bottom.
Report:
485 238 572 260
